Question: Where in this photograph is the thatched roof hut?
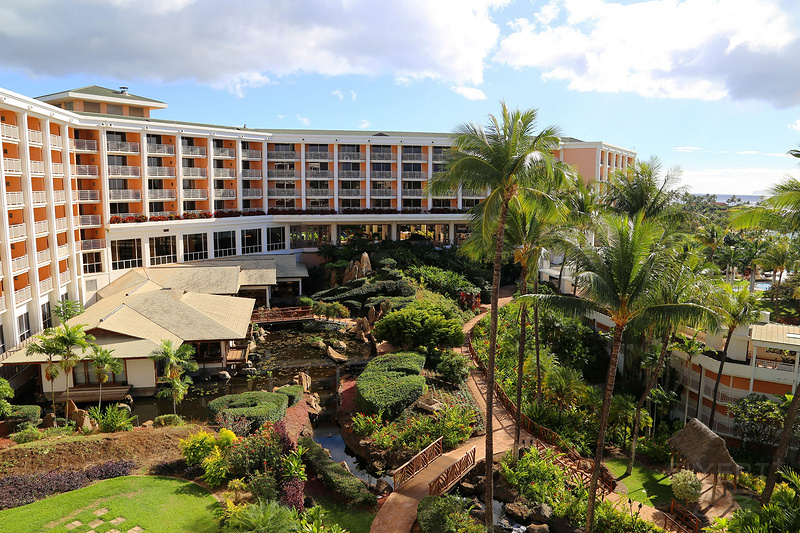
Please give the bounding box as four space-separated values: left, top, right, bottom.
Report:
668 418 741 476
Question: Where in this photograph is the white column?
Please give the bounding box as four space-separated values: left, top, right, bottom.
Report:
207 230 215 259
333 144 339 212
750 349 757 392
176 137 185 217
61 127 82 301
235 227 243 256
0 147 17 327
391 222 397 240
300 144 306 210
284 224 291 251
427 146 433 211
235 140 243 211
176 232 185 263
18 112 42 330
396 146 403 211
98 129 112 225
42 120 60 303
365 145 371 209
206 136 214 215
141 236 151 267
448 223 455 245
141 131 150 218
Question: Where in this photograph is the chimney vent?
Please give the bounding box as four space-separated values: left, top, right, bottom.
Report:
119 86 129 95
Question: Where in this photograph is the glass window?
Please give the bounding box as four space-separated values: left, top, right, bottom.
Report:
41 302 52 329
149 236 177 265
214 231 236 257
84 101 101 113
83 252 103 273
107 104 123 115
17 312 30 343
183 233 208 262
266 227 285 251
111 239 143 270
241 229 262 254
129 106 144 117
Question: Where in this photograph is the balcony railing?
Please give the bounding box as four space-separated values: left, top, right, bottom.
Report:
3 158 22 173
307 170 332 178
29 161 45 175
370 189 395 197
8 223 26 240
0 124 19 141
401 189 425 197
52 163 64 175
81 239 106 251
306 151 332 160
148 189 177 199
49 134 62 148
267 151 298 160
183 189 209 199
370 171 396 180
58 244 69 258
339 151 364 161
213 168 236 178
242 188 262 198
27 129 43 144
107 141 139 153
31 191 47 205
339 188 364 197
181 167 208 177
241 149 262 159
241 169 262 178
339 170 365 179
267 169 297 178
36 250 51 265
55 218 68 232
267 188 299 197
53 190 66 203
462 188 485 197
75 190 100 202
109 190 142 201
6 191 24 208
213 147 236 158
0 296 6 312
14 286 31 304
59 270 71 286
401 152 426 161
213 189 236 198
432 150 452 162
146 143 175 155
370 152 395 161
33 220 49 235
756 357 795 372
76 215 101 226
182 145 207 157
72 139 98 151
147 166 176 177
149 211 178 218
11 256 29 274
71 164 99 176
401 171 427 180
108 165 141 177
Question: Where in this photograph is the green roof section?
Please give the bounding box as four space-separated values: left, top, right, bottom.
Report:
37 85 166 105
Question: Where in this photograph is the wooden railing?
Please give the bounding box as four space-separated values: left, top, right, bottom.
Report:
662 512 693 533
392 436 443 489
466 333 616 495
251 306 314 323
670 500 701 533
429 446 477 496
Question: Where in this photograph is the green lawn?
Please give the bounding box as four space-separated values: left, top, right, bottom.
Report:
605 457 673 507
315 494 375 533
0 475 219 533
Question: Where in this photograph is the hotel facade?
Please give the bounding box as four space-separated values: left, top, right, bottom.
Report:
0 84 635 386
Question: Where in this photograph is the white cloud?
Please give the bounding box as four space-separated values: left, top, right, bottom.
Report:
673 146 701 153
451 85 487 100
680 167 800 195
332 89 344 100
790 119 800 131
276 114 286 120
357 119 371 129
296 115 310 126
350 90 357 101
494 0 800 107
0 0 508 94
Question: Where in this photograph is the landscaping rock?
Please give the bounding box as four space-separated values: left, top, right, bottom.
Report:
338 461 351 473
326 345 348 363
375 479 392 495
368 306 377 324
218 371 231 380
528 525 550 533
493 479 519 503
311 340 326 350
294 372 312 392
505 502 534 525
549 518 579 533
117 403 132 412
65 400 78 419
71 409 93 430
531 503 553 524
332 340 347 351
415 396 445 414
459 481 477 496
470 508 486 522
141 420 154 429
42 412 56 428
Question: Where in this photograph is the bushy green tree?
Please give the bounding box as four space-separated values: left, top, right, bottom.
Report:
0 377 13 418
373 304 463 352
671 469 702 506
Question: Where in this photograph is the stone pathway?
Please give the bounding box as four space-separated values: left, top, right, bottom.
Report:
62 507 142 533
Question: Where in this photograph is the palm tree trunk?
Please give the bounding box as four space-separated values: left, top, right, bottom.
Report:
762 388 800 503
709 329 734 429
173 395 177 415
585 323 625 533
774 272 783 320
484 194 512 531
514 272 527 462
627 327 671 476
557 259 566 294
534 279 542 406
98 381 103 410
749 269 756 293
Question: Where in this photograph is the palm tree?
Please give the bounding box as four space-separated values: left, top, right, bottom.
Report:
54 324 94 413
428 102 562 528
559 177 601 292
603 156 685 221
544 364 587 423
697 224 726 264
25 332 62 426
707 284 760 428
87 346 123 408
762 238 796 320
609 394 641 447
148 340 198 379
739 235 770 292
156 374 193 415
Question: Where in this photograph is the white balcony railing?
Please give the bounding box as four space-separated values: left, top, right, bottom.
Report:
147 166 176 177
339 151 364 161
401 189 425 197
267 151 297 160
6 191 24 207
370 171 396 180
80 239 106 251
107 141 139 153
8 223 26 240
370 151 395 162
31 191 47 205
213 189 236 198
147 143 175 155
306 151 332 160
58 244 69 258
14 286 31 304
55 218 68 232
109 190 142 201
242 188 262 198
401 152 426 161
53 190 66 203
50 134 62 148
3 158 22 173
0 296 6 312
241 169 262 178
29 161 45 175
59 270 71 286
182 145 207 157
241 149 262 159
27 129 43 144
33 220 48 235
267 169 297 178
76 215 101 226
149 211 178 218
72 139 98 151
401 171 426 180
0 124 19 141
39 277 53 294
71 164 99 176
11 256 29 273
182 189 208 199
75 190 100 201
214 147 236 158
339 188 364 197
52 163 64 175
370 189 395 197
36 250 51 265
267 188 299 197
307 170 332 178
339 171 365 179
306 189 331 197
148 189 177 199
213 168 236 178
108 165 140 177
181 167 208 177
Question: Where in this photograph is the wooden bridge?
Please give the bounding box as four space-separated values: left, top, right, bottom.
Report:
251 306 314 324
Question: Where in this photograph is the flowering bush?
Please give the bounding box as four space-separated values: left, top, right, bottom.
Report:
181 430 218 466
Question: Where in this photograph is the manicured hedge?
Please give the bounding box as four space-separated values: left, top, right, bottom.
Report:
299 436 377 507
153 414 184 427
207 391 288 434
405 265 479 301
7 404 41 424
312 279 415 305
275 385 304 406
372 304 464 352
356 352 426 419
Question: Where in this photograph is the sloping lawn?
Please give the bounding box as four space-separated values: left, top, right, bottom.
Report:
0 475 219 533
315 494 375 533
605 457 673 507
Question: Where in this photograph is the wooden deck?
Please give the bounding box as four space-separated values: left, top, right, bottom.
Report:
55 385 132 404
251 306 314 324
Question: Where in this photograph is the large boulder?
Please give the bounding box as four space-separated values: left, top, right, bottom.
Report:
71 408 93 430
360 252 372 273
65 400 78 420
375 479 392 496
531 503 553 524
326 345 348 363
504 502 534 525
527 525 550 533
294 371 312 392
332 340 347 351
41 412 56 428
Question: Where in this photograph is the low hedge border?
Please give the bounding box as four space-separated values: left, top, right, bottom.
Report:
356 352 426 419
299 436 377 508
207 391 288 434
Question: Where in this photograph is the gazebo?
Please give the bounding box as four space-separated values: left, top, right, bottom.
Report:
668 418 741 503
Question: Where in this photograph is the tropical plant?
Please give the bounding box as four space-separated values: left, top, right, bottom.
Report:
0 377 13 418
603 156 685 222
671 469 702 507
86 346 122 408
763 388 800 502
727 467 800 532
87 405 135 432
761 238 797 320
25 333 61 426
157 374 193 415
220 500 300 533
149 340 198 379
428 103 564 527
53 299 84 323
543 364 587 422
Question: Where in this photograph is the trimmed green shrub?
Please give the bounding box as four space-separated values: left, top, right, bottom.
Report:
405 265 479 302
7 405 41 424
201 446 230 487
9 427 41 444
436 350 471 385
181 430 218 466
299 296 314 307
299 436 377 507
373 304 464 352
153 414 184 427
356 352 426 419
0 378 12 418
417 495 482 533
208 391 289 434
275 385 304 407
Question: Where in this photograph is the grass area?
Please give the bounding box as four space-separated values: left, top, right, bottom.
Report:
735 495 760 512
0 475 219 533
315 494 375 533
605 457 673 508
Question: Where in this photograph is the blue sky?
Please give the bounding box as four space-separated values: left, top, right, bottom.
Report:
1 0 798 195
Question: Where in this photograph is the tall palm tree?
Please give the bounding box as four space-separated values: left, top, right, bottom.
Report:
53 323 94 414
762 238 797 320
739 235 770 292
707 284 760 428
148 340 198 379
429 102 562 528
157 374 193 415
544 364 587 424
697 224 726 264
603 156 685 222
25 332 62 426
531 212 711 533
559 176 601 292
87 346 123 408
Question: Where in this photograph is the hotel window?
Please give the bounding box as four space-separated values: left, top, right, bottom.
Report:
214 231 236 257
107 104 123 115
129 106 144 117
462 199 480 208
402 145 422 154
183 233 208 262
83 101 101 113
340 199 360 209
402 199 422 209
241 228 262 254
308 199 330 209
433 163 445 173
149 236 177 265
0 326 6 355
402 163 422 172
307 144 328 154
111 239 143 270
109 204 130 215
274 199 295 208
372 199 391 209
17 312 31 343
273 143 294 152
73 360 126 385
433 199 450 208
275 162 294 171
41 302 52 329
266 227 285 251
83 252 103 274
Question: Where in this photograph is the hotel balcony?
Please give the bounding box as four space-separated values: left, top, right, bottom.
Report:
242 149 262 160
267 151 298 160
11 256 29 274
148 189 177 200
182 145 207 157
267 188 299 197
213 189 236 199
147 143 175 155
53 190 66 203
0 124 19 142
108 165 141 177
147 166 176 177
401 152 426 162
72 139 98 152
181 167 208 177
32 191 47 206
6 191 24 208
183 189 209 200
149 211 178 218
339 151 364 161
433 151 452 163
8 223 26 242
213 147 236 158
36 249 51 265
27 129 43 145
3 158 22 174
29 161 45 175
108 189 142 201
433 190 458 199
339 171 365 180
241 169 262 179
52 163 64 176
106 141 140 154
0 296 6 313
306 188 332 198
74 190 100 202
33 220 49 236
80 239 106 251
75 215 101 227
242 188 262 198
213 168 236 178
59 269 71 286
370 152 395 162
267 169 297 178
58 244 69 259
370 171 397 180
339 188 365 198
39 277 53 295
307 170 332 179
306 151 332 161
462 188 485 198
401 171 427 180
55 217 68 232
401 189 425 197
370 189 395 197
14 286 31 305
71 164 99 176
49 134 62 148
